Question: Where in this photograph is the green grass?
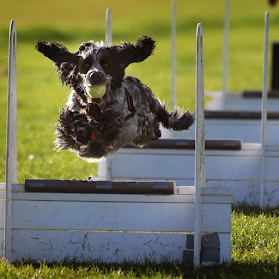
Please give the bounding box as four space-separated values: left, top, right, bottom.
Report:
1 0 279 182
0 0 279 277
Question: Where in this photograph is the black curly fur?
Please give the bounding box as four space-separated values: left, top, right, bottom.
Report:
36 36 194 161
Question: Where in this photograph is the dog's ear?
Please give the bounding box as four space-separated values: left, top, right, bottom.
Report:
35 41 80 64
115 36 156 68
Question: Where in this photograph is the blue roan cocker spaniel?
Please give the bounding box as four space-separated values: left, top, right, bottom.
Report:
35 36 194 161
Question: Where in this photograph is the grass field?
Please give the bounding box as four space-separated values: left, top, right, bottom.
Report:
1 0 279 182
0 0 279 278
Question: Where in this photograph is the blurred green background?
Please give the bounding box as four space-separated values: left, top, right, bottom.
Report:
0 0 278 182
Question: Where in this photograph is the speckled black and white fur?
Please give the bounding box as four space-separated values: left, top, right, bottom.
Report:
35 36 194 161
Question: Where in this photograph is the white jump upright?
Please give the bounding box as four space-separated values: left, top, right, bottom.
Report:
222 0 230 99
106 8 112 45
194 23 205 267
5 19 17 263
171 1 176 109
260 12 269 209
105 8 112 180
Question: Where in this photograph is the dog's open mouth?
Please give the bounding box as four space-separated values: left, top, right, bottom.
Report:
86 85 106 99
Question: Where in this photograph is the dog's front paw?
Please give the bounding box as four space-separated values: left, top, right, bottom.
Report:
86 102 102 121
72 113 92 144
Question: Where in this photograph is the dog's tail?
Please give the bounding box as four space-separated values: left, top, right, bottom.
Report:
151 100 195 131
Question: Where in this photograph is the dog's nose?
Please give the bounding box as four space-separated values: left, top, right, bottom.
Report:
89 70 101 79
88 70 104 85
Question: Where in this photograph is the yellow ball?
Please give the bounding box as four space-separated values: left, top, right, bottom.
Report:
87 85 106 98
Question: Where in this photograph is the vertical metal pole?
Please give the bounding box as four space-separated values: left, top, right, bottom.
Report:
106 8 112 45
105 8 112 180
222 0 230 100
194 23 205 267
260 12 269 209
5 19 17 262
171 1 176 109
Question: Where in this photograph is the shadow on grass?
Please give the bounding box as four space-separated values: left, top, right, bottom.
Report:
233 204 279 217
0 27 106 46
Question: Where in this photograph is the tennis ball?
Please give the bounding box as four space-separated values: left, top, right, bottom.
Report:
87 85 106 98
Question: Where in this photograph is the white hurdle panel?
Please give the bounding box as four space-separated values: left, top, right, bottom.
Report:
0 20 233 265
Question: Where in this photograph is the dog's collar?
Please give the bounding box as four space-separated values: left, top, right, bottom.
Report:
76 88 136 120
124 87 136 121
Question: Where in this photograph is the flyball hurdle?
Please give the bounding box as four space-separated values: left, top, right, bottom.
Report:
108 12 279 208
1 20 233 266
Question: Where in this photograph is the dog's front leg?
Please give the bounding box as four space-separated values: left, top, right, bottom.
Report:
86 102 102 122
57 108 93 145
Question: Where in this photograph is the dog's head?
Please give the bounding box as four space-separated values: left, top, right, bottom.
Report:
35 36 156 95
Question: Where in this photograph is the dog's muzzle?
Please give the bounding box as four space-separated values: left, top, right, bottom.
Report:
87 70 107 86
85 70 108 98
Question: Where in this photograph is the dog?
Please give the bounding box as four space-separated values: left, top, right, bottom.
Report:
35 36 194 161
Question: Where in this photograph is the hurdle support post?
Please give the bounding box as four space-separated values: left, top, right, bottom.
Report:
260 12 269 209
222 0 230 100
105 8 112 179
106 8 112 45
5 19 17 262
194 23 205 267
171 1 176 109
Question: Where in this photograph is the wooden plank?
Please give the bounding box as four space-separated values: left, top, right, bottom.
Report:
5 19 17 262
109 152 263 181
125 139 242 150
0 185 234 203
10 192 233 204
12 201 231 233
204 110 279 119
6 181 279 208
24 179 175 195
12 230 186 263
12 230 231 263
161 120 279 145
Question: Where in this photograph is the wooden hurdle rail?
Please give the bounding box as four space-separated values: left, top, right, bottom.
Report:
1 20 233 265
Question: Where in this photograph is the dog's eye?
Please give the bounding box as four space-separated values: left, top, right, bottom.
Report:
100 59 110 69
82 57 93 71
